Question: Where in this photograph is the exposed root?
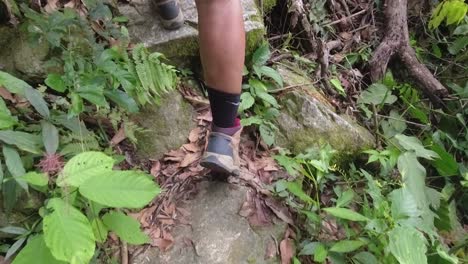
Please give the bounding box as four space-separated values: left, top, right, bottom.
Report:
369 0 448 106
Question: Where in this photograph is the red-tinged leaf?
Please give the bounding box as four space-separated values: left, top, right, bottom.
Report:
280 238 295 264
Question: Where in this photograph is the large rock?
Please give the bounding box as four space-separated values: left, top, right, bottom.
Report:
275 66 374 156
131 91 197 160
118 0 266 60
0 26 49 81
133 181 286 264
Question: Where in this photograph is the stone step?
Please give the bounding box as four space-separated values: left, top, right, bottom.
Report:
118 0 266 59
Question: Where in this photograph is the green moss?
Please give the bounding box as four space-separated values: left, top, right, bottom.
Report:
246 28 266 56
258 0 277 13
152 36 199 59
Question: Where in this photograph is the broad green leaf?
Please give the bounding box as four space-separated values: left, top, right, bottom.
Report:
358 83 397 105
70 92 84 115
323 207 368 221
257 92 279 108
91 218 108 243
286 181 313 204
259 66 283 87
336 189 354 207
43 198 95 263
430 143 458 176
397 152 428 210
58 151 115 187
102 211 149 245
79 170 160 208
240 116 263 126
239 92 255 112
25 87 50 118
12 235 66 264
45 74 67 93
249 78 268 94
330 240 365 253
274 154 302 176
41 121 59 154
330 78 345 95
454 24 468 35
20 172 48 187
314 243 327 262
3 145 27 191
352 252 379 264
448 36 468 55
301 210 321 223
76 84 108 107
388 226 427 264
0 97 17 129
104 89 139 113
0 130 42 154
389 188 421 225
259 123 275 146
0 160 3 191
395 134 439 160
381 110 407 138
0 71 29 94
299 242 321 256
252 43 270 66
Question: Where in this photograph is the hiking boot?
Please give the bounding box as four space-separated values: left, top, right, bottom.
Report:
152 0 184 30
200 126 242 176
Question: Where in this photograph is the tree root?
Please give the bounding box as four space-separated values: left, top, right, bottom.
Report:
369 0 448 106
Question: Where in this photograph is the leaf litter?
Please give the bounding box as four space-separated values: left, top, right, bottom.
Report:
110 92 293 258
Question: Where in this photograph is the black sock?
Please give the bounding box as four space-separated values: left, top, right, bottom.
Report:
206 86 240 128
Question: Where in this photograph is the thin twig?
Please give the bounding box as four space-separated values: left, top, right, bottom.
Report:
322 9 367 27
269 81 321 94
120 240 128 264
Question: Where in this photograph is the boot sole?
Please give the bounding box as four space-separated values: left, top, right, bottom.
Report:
200 154 239 176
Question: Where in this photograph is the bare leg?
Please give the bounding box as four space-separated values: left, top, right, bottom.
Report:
195 0 245 94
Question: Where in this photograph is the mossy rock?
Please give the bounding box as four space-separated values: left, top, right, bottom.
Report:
274 66 374 157
0 26 49 81
131 90 196 161
118 0 267 64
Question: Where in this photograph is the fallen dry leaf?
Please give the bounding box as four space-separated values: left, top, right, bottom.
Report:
180 152 200 167
197 110 213 122
0 87 15 102
279 238 295 264
150 160 161 178
265 198 294 225
152 238 173 251
188 127 203 143
110 126 126 146
183 143 200 153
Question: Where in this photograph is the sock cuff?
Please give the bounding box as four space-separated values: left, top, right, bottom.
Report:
206 85 241 98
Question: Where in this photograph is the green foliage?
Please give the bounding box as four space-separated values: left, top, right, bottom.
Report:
79 170 161 208
5 152 160 263
273 73 466 262
430 0 468 29
43 198 96 263
102 211 149 245
241 43 283 146
12 235 65 264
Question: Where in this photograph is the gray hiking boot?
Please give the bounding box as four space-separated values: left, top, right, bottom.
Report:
201 127 242 176
152 0 184 30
